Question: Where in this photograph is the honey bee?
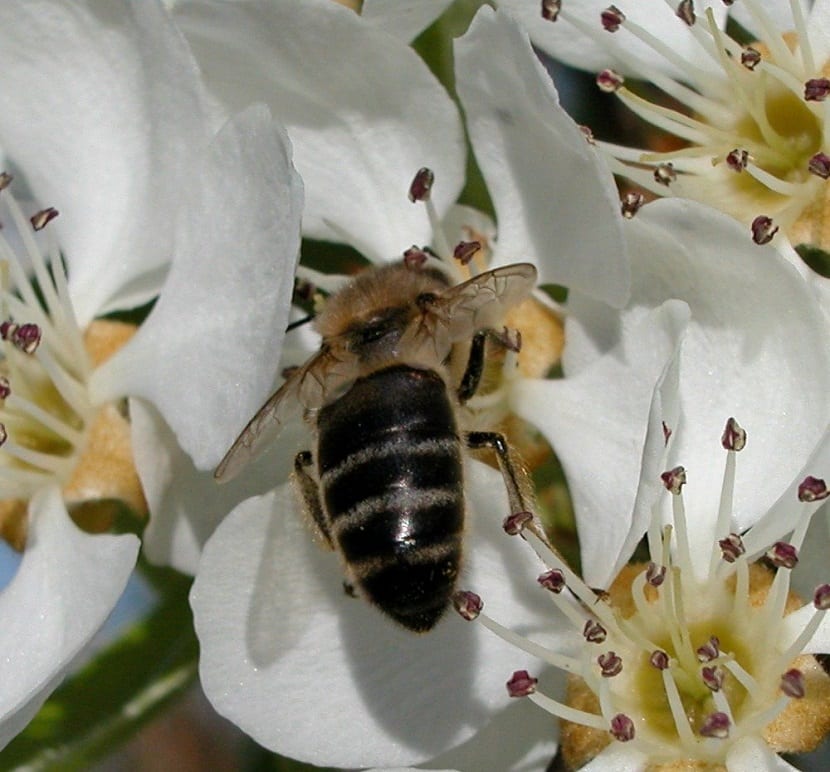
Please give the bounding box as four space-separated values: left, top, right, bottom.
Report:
215 258 539 632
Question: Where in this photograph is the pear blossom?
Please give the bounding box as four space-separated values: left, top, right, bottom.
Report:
0 0 301 747
467 420 830 769
157 0 638 768
161 0 829 767
154 0 632 573
498 0 830 262
455 10 830 768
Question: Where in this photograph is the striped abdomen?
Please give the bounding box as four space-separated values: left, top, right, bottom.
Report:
316 364 463 632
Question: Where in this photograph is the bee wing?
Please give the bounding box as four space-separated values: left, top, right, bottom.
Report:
400 262 538 361
214 346 345 482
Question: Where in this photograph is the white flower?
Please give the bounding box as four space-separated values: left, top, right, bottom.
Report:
498 0 830 257
155 0 639 768
470 423 830 769
448 9 830 769
0 0 301 747
165 2 830 769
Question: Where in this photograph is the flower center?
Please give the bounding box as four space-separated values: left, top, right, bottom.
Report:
454 417 830 768
559 1 830 247
0 185 93 490
0 177 143 548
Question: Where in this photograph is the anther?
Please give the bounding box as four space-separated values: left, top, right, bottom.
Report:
751 215 778 245
653 163 677 187
809 153 830 179
292 277 316 304
766 542 799 569
596 69 624 93
601 6 625 32
780 669 806 699
650 650 670 670
662 421 672 445
11 323 41 354
598 651 622 677
726 149 749 172
661 466 686 494
609 713 635 741
721 417 746 451
452 590 483 621
676 0 695 25
496 327 522 353
503 510 533 535
702 665 725 691
805 78 830 102
453 240 481 266
621 191 644 219
696 635 720 662
0 422 7 446
408 167 434 203
0 172 13 191
541 0 561 22
814 584 830 610
798 476 828 502
584 619 607 643
506 670 538 697
538 568 566 593
30 207 59 231
579 125 596 144
646 562 666 587
403 246 430 268
741 47 761 70
719 533 745 563
700 711 730 738
0 376 10 400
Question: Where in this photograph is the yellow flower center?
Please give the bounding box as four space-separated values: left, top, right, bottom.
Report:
0 185 145 548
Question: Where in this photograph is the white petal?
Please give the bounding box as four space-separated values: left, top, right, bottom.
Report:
423 690 560 772
455 8 630 308
613 310 685 579
0 486 139 749
575 742 648 771
789 502 830 600
174 0 465 262
91 104 303 470
726 735 799 771
192 463 554 768
729 1 810 49
807 0 830 68
0 1 218 325
511 300 689 587
746 425 830 556
131 399 302 575
494 0 725 81
361 0 454 41
780 600 830 655
622 200 830 558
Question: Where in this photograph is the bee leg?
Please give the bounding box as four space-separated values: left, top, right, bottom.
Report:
293 450 334 549
465 431 548 544
457 327 522 403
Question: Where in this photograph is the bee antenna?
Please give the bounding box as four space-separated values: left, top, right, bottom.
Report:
286 314 315 333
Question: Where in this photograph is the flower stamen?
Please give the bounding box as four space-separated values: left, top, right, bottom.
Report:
467 416 830 765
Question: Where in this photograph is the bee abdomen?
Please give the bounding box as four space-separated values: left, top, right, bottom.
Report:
317 365 464 632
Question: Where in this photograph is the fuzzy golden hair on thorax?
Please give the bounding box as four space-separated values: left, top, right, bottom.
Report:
313 262 451 341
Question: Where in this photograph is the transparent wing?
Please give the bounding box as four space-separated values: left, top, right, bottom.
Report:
214 345 350 482
399 263 537 362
